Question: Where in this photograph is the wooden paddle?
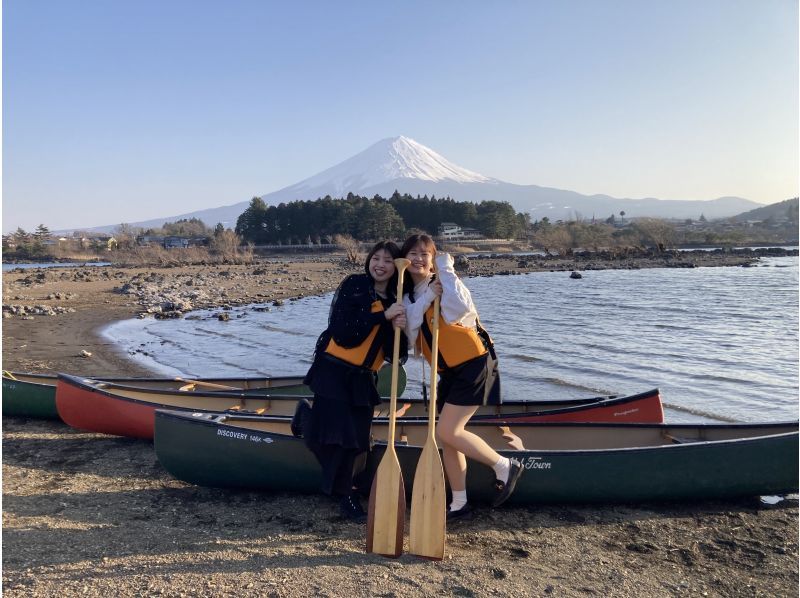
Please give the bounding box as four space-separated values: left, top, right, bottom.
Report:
366 257 410 558
409 294 446 560
173 378 239 391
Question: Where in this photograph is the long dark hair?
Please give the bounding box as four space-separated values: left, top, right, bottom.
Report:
364 240 401 298
399 234 437 298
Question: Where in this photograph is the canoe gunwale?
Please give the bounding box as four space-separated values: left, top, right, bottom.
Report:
157 409 800 451
57 373 660 411
2 373 58 389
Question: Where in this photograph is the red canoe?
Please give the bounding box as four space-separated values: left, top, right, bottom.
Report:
55 373 664 440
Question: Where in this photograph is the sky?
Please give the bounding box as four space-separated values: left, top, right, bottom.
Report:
3 0 798 232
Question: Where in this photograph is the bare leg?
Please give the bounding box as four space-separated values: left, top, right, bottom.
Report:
442 444 468 492
437 403 503 491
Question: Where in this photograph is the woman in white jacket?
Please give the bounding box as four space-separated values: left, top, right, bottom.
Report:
400 234 523 519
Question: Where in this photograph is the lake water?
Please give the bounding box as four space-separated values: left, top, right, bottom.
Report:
2 262 111 271
102 257 799 424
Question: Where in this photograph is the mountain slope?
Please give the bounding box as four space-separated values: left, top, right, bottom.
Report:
730 197 798 222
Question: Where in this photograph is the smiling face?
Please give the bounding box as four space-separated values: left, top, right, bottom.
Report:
368 248 396 283
405 242 434 281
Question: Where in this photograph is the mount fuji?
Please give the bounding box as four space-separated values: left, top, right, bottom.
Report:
89 136 760 232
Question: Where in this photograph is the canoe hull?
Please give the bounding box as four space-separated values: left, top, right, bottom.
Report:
392 435 798 504
154 411 799 504
56 379 159 439
56 372 664 439
1 375 59 419
6 366 406 422
496 390 663 423
156 412 323 491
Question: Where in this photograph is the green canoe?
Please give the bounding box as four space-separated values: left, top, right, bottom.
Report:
153 410 799 504
1 373 60 419
1 367 406 419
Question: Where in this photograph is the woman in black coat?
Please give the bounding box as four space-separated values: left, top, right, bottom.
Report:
303 241 408 521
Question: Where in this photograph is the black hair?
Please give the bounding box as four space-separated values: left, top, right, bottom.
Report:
364 241 402 298
399 234 437 259
399 234 437 298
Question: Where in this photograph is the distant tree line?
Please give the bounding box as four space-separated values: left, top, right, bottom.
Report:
140 217 212 238
4 224 53 258
529 209 798 256
234 192 529 244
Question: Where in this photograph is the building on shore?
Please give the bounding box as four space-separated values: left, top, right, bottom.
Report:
436 222 484 241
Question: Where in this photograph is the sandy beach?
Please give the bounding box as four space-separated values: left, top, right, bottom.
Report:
2 251 798 597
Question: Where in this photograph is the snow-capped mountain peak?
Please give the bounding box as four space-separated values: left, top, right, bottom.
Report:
289 135 494 196
72 135 762 233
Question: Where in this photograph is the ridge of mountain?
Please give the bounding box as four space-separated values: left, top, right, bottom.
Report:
730 197 798 222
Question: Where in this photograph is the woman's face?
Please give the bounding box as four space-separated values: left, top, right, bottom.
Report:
405 242 434 278
368 249 396 283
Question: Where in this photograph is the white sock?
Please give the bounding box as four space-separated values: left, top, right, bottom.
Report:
449 490 467 512
493 456 511 483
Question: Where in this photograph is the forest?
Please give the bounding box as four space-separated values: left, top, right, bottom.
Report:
234 192 528 244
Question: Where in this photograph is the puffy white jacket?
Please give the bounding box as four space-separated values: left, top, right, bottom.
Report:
402 253 478 353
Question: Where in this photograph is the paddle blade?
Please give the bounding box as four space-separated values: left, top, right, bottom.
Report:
366 451 406 558
376 364 407 397
409 438 446 560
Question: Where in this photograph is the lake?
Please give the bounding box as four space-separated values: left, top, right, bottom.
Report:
102 257 799 424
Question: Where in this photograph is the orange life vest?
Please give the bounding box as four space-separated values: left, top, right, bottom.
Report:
324 300 385 371
419 304 488 371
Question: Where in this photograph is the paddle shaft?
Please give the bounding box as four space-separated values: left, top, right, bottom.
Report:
173 378 238 391
427 296 440 434
386 258 409 457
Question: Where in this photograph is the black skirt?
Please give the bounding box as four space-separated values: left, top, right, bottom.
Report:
302 354 379 450
437 352 501 408
303 355 378 496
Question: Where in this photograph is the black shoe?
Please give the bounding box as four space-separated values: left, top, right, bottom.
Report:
339 494 367 522
446 504 473 521
492 459 524 507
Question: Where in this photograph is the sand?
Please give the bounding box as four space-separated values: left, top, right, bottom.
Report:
2 252 797 597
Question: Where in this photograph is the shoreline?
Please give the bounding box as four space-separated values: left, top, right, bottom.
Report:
2 251 798 596
4 248 797 377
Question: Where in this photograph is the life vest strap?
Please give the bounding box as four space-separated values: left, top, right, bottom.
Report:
420 316 448 369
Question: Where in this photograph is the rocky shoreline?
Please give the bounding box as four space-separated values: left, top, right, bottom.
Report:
2 249 798 596
3 247 795 324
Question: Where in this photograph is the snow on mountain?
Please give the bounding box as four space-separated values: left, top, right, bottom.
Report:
288 136 495 195
76 136 762 233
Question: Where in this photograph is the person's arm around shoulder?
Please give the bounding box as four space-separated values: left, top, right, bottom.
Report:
328 274 385 346
436 253 477 326
402 281 436 352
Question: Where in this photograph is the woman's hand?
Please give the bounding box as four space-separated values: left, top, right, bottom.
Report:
384 302 405 320
430 278 443 297
393 314 407 329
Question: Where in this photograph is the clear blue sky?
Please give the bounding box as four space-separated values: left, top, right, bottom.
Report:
3 0 798 231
